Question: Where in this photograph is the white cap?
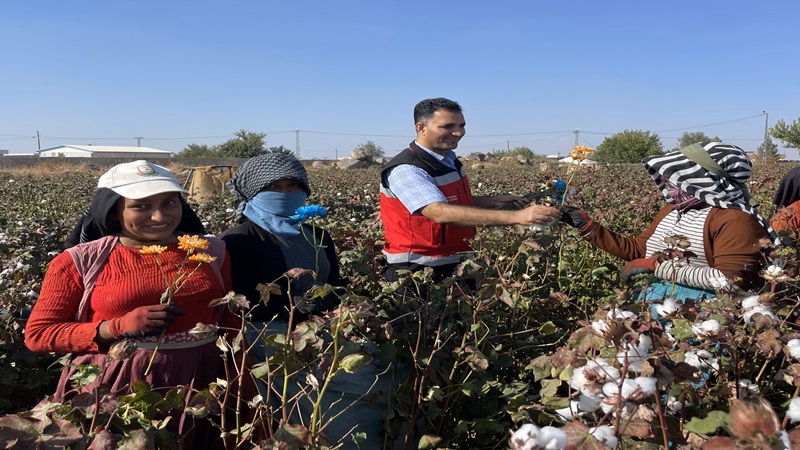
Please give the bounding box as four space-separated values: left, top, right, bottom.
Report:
97 160 187 199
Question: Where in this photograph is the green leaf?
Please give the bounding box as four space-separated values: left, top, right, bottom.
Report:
418 434 443 449
538 321 557 334
339 352 373 374
683 410 730 434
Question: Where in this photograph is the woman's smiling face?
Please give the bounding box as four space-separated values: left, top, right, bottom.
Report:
117 192 182 244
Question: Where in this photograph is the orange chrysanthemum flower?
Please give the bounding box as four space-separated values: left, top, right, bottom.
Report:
139 245 168 255
177 235 209 252
189 253 217 264
569 146 594 161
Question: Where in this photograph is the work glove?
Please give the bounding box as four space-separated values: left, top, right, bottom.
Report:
619 258 658 283
107 304 185 339
559 206 594 234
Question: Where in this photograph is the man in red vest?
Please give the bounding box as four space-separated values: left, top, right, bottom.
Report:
379 97 561 282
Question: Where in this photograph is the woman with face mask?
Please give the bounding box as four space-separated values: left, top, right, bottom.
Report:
222 154 395 449
558 142 779 304
221 153 344 332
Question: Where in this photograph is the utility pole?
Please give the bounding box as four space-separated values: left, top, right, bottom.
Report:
574 129 579 147
295 129 300 157
507 140 510 151
762 110 769 165
35 130 41 150
134 136 143 147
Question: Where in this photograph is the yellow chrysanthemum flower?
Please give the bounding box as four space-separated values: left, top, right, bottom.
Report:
189 253 217 264
140 245 167 255
178 235 209 251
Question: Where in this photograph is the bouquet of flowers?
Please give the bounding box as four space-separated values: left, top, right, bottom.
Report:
140 235 217 375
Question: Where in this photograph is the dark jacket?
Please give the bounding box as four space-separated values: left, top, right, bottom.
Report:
220 220 344 323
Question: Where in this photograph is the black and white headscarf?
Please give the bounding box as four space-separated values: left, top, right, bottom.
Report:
227 153 311 221
642 142 780 245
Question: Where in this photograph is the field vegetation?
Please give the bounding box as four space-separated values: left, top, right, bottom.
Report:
1 159 800 449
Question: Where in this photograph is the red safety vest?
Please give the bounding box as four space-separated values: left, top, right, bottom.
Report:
379 143 476 266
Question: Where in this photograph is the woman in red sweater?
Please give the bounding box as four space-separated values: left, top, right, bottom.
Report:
25 160 237 446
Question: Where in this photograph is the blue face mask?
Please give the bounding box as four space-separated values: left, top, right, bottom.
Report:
243 191 308 236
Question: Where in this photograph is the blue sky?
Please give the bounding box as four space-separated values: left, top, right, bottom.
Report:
1 1 798 159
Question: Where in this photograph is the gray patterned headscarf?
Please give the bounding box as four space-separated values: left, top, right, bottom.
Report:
642 142 779 245
227 153 310 220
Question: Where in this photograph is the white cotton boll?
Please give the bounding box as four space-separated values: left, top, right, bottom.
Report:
653 297 681 317
555 401 580 420
665 394 683 412
477 182 483 188
603 379 638 400
591 320 609 335
788 339 800 360
607 308 637 320
586 358 621 382
578 393 602 412
740 295 761 310
569 366 589 392
634 377 657 396
684 350 719 371
537 426 567 450
766 265 785 278
589 425 618 449
691 319 721 337
509 423 540 450
744 306 777 324
787 398 800 423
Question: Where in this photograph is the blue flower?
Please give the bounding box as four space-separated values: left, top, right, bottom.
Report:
289 205 328 222
553 179 567 191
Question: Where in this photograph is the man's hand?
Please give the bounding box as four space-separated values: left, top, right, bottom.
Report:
620 258 657 283
515 204 561 225
474 194 530 210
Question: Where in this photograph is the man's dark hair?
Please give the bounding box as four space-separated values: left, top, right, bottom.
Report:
413 98 462 124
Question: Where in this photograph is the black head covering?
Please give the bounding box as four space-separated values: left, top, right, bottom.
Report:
63 188 206 249
773 166 800 208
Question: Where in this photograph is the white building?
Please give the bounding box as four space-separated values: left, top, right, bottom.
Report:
37 145 172 158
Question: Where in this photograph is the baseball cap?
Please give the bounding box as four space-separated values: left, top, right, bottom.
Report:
97 160 187 199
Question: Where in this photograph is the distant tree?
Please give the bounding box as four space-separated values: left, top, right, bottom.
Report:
268 145 294 155
756 138 780 161
491 146 536 160
174 143 216 158
216 129 267 158
352 141 384 160
770 118 800 150
593 130 664 163
672 131 721 151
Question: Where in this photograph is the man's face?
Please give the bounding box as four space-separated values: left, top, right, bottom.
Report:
416 109 466 155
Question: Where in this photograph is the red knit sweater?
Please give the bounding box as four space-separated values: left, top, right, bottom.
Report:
25 243 234 353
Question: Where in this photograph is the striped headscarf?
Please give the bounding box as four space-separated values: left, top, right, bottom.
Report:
642 142 779 245
227 153 310 221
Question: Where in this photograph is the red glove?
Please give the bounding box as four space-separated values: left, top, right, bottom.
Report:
620 258 657 283
107 304 185 339
559 206 594 234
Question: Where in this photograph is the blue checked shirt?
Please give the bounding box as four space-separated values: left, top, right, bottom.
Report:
385 143 459 215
